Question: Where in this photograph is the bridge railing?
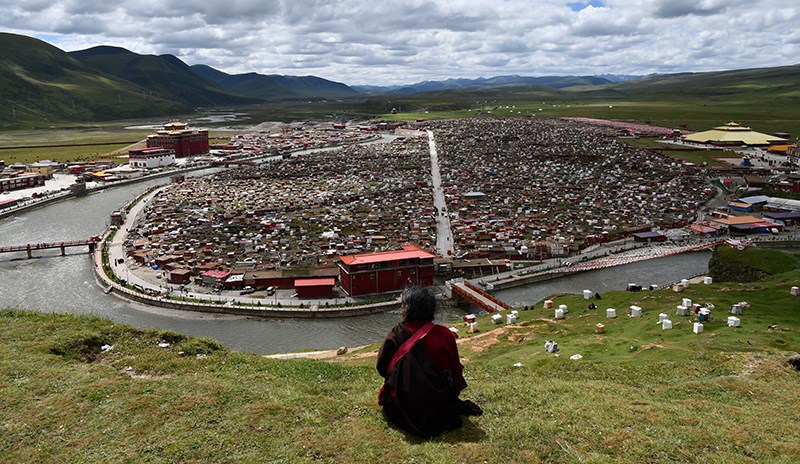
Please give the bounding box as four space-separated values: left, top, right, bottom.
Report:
451 284 494 313
0 238 98 253
463 281 512 311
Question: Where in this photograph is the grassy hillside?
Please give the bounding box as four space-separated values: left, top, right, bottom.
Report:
376 65 800 136
1 262 798 462
0 33 188 129
193 65 360 102
70 47 258 107
599 65 800 102
4 31 799 136
710 245 800 282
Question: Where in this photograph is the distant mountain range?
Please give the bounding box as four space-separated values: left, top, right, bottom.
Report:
352 75 619 94
0 32 359 127
191 65 359 101
69 46 257 107
1 31 798 129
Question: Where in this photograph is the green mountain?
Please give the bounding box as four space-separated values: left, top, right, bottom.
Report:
0 33 187 128
69 46 258 107
372 64 800 107
585 64 800 102
191 64 359 101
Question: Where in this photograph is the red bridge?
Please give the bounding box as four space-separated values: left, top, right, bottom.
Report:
450 280 511 314
0 238 100 259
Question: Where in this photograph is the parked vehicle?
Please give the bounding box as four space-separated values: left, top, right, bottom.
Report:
240 286 256 295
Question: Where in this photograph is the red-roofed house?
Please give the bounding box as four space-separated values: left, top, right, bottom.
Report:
295 278 336 298
338 244 435 296
201 270 231 286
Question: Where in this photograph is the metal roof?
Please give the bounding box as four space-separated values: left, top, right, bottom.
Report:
738 195 770 204
683 122 787 145
766 197 800 211
294 278 335 287
339 244 435 265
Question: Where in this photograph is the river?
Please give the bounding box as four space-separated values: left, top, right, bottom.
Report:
0 176 711 354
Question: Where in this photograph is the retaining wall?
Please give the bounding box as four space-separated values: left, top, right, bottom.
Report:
93 231 399 318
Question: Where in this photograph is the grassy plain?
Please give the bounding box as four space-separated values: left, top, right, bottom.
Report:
383 99 800 138
4 68 800 166
0 128 150 165
2 263 798 463
621 138 737 168
0 128 235 165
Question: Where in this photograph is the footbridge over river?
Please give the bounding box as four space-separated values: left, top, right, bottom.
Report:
448 279 512 313
0 238 100 259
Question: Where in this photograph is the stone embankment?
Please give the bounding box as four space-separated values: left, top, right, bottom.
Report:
93 241 400 318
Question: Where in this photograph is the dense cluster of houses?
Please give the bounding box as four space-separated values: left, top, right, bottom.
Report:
426 118 712 260
124 134 436 296
220 123 379 155
0 159 57 193
115 117 799 298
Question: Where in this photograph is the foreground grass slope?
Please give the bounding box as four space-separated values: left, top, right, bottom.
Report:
1 266 798 463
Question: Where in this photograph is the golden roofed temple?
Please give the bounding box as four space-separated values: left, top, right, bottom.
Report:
683 122 787 146
146 120 209 157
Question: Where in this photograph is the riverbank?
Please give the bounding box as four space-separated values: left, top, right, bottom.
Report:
480 240 719 291
94 182 793 319
0 163 214 220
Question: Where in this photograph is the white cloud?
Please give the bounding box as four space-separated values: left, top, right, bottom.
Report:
0 0 797 85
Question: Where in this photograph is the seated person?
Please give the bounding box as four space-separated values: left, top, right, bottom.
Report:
377 286 482 438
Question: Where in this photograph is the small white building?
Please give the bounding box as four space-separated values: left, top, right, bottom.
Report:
128 147 176 169
107 166 144 180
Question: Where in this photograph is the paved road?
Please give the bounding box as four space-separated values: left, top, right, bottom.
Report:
427 130 454 257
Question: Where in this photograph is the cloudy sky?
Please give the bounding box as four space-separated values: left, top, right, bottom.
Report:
1 0 798 86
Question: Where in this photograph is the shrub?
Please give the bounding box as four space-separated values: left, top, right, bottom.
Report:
50 332 108 362
157 330 187 344
177 337 225 356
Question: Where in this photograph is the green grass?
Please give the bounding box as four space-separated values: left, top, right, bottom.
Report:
380 98 800 138
711 246 800 280
621 138 737 167
0 143 135 165
370 65 800 137
1 264 799 463
0 128 237 165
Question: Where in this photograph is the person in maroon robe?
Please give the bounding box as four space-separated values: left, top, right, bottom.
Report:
377 286 482 438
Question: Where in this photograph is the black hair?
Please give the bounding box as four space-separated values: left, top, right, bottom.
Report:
401 286 437 322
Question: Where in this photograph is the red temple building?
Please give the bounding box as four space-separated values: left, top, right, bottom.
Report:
146 121 209 158
338 244 435 296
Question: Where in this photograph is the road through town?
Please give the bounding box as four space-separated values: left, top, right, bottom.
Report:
428 130 455 257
